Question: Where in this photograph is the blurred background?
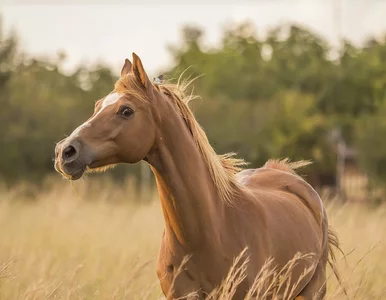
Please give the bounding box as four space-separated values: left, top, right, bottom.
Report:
1 0 386 202
0 1 386 299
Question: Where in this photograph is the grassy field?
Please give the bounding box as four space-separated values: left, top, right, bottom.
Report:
0 177 385 299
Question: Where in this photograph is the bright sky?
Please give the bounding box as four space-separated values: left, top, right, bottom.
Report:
1 0 386 76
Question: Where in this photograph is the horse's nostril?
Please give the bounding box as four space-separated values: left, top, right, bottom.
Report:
63 145 77 159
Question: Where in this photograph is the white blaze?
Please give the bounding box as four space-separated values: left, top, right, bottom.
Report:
70 92 121 138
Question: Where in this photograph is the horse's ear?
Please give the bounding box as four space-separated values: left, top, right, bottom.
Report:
132 52 151 88
120 58 132 78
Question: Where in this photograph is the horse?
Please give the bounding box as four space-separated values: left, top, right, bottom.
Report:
54 53 341 299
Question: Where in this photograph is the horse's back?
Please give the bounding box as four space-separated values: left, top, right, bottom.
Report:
238 165 325 228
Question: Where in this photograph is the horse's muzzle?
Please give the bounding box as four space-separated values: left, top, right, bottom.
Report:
54 138 91 180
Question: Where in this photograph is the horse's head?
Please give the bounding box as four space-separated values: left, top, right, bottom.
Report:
54 53 161 180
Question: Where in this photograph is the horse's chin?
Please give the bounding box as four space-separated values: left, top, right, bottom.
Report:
55 162 86 181
55 160 117 180
86 163 117 174
60 167 86 181
68 168 86 180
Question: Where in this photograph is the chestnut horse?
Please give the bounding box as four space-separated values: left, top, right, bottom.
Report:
54 53 341 299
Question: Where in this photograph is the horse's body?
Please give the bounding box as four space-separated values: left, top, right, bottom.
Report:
153 151 327 299
54 53 340 299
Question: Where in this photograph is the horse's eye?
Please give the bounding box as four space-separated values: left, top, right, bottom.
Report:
118 106 134 118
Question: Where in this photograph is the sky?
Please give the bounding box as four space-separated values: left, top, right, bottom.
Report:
1 0 386 76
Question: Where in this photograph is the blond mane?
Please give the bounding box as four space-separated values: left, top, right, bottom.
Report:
264 158 311 175
115 73 247 205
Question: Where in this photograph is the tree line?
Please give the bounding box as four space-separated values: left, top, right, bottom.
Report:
1 19 385 191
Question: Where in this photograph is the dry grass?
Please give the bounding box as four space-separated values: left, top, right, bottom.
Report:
0 177 385 299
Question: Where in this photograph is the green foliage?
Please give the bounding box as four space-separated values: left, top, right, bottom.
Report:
1 17 386 185
0 18 16 89
355 104 386 183
167 22 386 181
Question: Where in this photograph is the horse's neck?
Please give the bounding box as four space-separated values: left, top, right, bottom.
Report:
147 110 224 249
